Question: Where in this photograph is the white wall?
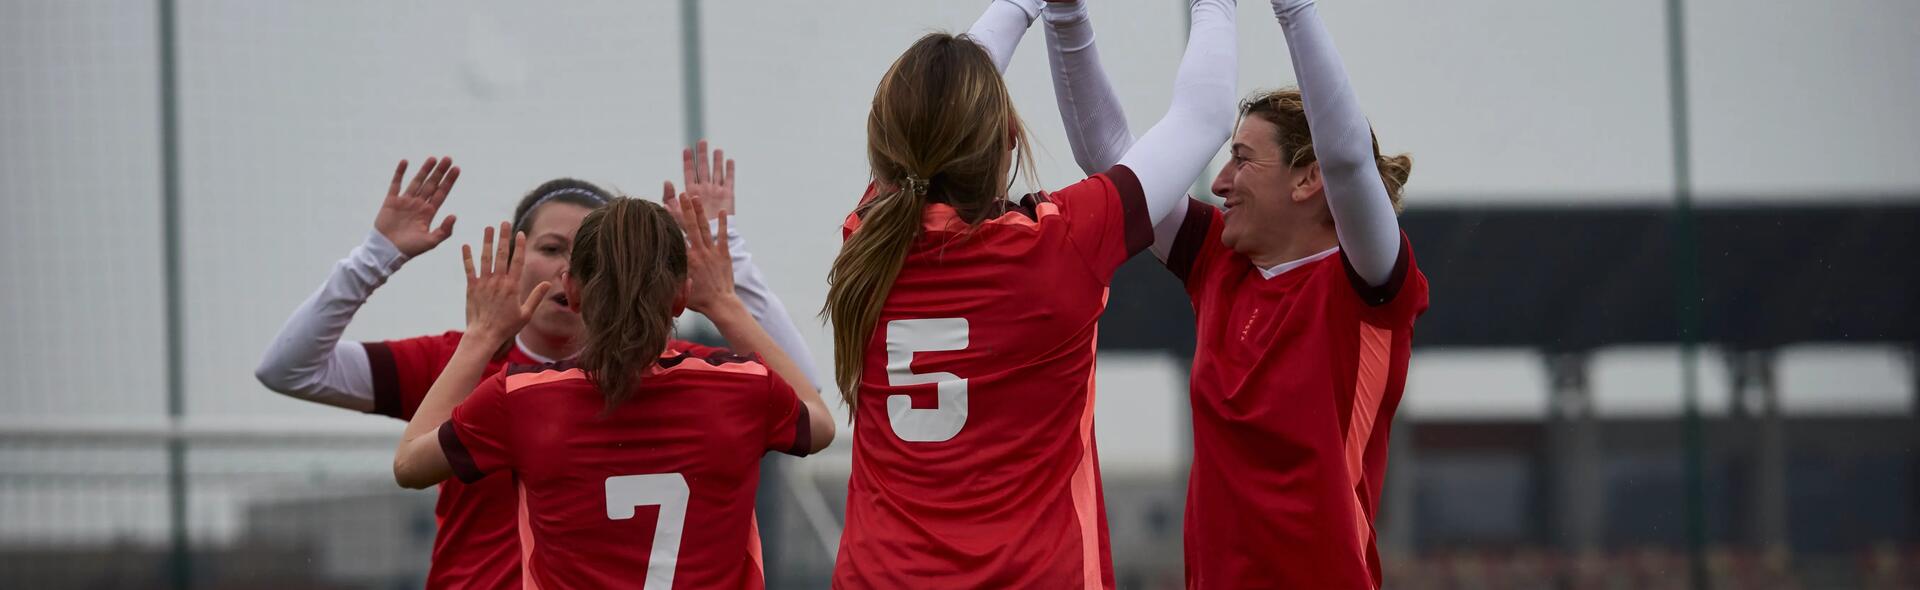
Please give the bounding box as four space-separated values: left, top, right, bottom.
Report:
1 2 167 417
3 0 1917 422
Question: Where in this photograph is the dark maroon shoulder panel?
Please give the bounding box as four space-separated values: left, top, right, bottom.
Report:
361 341 402 419
1341 233 1410 306
1167 198 1216 282
1103 165 1152 256
438 422 484 484
784 402 814 458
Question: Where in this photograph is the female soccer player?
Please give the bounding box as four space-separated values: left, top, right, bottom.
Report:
1040 0 1429 586
254 147 820 588
392 194 833 589
826 1 1236 586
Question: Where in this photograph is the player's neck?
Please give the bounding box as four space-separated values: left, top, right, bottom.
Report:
1247 226 1338 270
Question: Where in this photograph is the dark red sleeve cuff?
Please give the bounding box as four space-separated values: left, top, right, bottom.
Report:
780 402 814 458
361 341 403 419
1166 197 1216 283
1102 165 1153 258
437 421 486 484
1341 233 1411 307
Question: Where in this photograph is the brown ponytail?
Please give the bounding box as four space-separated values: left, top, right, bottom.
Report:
569 197 687 411
825 32 1035 409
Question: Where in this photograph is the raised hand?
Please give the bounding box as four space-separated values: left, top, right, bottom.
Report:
460 222 550 342
374 157 461 257
664 182 738 316
681 140 736 219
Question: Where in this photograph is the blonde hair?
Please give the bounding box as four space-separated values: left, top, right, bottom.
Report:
824 32 1036 409
1240 88 1412 213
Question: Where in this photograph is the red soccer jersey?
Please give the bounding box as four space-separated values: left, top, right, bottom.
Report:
440 349 812 590
361 332 720 589
832 167 1149 589
1163 199 1429 589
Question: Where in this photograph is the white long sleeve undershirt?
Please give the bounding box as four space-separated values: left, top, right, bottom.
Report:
972 0 1232 233
1274 0 1401 286
1044 0 1400 283
1115 0 1238 229
965 0 1045 73
1039 1 1194 263
1042 0 1132 176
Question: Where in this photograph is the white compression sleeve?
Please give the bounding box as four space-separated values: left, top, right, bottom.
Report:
1042 0 1196 262
1116 0 1238 228
965 0 1045 73
1275 0 1401 286
254 231 400 411
719 219 827 391
1043 0 1134 175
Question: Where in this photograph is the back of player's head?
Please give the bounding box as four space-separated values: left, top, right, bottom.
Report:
1240 88 1412 213
865 32 1031 219
568 197 688 411
513 178 615 236
825 32 1035 409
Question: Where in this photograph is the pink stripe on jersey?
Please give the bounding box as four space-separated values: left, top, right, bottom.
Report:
1069 360 1102 588
748 512 764 582
519 483 543 590
1067 292 1110 589
1345 323 1394 571
1346 324 1393 482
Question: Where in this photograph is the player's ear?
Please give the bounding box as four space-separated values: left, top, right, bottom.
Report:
563 271 583 313
671 278 689 317
1291 161 1324 204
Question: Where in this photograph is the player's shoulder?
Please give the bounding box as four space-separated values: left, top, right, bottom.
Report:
501 360 590 395
1325 231 1430 313
652 347 771 381
665 338 728 358
1044 165 1143 205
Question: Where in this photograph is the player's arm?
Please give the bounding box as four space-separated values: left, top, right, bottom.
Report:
682 142 826 390
1114 0 1237 231
965 0 1045 73
255 158 459 411
1273 0 1400 286
394 224 549 489
1040 0 1199 262
1044 0 1133 176
670 193 836 454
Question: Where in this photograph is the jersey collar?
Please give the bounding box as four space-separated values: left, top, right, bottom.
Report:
1257 246 1340 280
514 335 578 364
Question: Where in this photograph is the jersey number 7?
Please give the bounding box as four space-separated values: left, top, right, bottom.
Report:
606 473 689 589
884 318 970 442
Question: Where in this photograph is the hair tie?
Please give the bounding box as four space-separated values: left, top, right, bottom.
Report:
900 175 930 196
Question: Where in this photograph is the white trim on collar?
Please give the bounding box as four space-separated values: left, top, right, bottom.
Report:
514 335 579 364
1257 246 1341 280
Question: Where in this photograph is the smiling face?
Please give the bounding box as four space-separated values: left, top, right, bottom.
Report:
516 202 593 346
1210 116 1325 257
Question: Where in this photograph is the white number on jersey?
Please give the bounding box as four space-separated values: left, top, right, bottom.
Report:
605 473 690 589
884 318 971 442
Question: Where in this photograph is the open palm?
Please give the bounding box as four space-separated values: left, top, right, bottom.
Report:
681 141 736 219
374 157 460 257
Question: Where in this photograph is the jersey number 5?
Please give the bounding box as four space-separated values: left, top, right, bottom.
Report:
606 473 689 589
884 318 970 442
